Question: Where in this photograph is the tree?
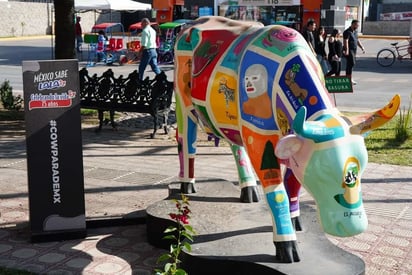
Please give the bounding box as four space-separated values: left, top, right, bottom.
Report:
54 0 75 59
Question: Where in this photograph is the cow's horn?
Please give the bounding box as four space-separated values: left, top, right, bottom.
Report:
293 106 310 138
293 106 338 141
344 94 401 135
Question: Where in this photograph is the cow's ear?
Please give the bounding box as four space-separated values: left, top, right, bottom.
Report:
275 134 303 160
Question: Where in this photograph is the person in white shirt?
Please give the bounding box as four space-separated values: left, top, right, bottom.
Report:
138 18 161 81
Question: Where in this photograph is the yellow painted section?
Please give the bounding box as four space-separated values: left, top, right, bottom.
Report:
209 72 239 126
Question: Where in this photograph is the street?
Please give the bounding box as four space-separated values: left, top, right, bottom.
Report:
0 36 411 111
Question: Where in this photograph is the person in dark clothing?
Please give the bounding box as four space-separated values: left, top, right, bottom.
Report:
343 20 365 84
314 26 328 75
326 29 343 76
301 20 316 55
75 16 83 53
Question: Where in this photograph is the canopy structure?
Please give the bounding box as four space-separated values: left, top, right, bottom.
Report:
91 23 125 34
129 22 159 32
75 0 151 11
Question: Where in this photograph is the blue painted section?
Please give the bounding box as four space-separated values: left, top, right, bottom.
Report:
266 191 294 235
239 50 279 131
187 117 197 155
279 55 329 118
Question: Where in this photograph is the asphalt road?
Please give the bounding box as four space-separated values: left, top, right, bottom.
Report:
0 36 411 111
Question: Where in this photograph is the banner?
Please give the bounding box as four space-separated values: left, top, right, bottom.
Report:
23 59 86 242
238 0 300 6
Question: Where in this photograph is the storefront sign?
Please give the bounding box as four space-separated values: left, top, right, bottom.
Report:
380 11 412 21
325 76 353 93
237 0 300 6
23 59 86 242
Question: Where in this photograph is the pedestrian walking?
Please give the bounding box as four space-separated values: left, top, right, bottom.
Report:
301 20 317 55
326 29 343 77
343 19 365 84
138 18 162 81
75 16 83 53
314 26 329 75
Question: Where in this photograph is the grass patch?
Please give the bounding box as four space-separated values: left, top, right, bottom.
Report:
364 118 411 166
80 108 97 116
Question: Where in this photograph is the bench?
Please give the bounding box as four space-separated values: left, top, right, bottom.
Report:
79 68 174 138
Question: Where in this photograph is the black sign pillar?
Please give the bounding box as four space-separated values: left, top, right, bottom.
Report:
23 60 86 242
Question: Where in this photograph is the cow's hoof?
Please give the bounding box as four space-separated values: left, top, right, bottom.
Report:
292 216 303 231
240 186 260 203
274 240 301 263
180 182 196 194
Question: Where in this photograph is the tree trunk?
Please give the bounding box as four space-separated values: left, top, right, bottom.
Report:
54 0 75 59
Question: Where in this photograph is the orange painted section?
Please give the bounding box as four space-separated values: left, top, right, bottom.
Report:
241 126 281 189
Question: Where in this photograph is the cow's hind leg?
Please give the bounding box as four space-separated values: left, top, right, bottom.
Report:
284 168 303 231
176 97 198 194
229 144 259 203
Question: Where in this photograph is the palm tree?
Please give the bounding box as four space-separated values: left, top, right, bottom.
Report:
54 0 75 59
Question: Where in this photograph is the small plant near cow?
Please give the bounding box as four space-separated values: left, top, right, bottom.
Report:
0 80 23 111
155 194 196 275
394 94 411 142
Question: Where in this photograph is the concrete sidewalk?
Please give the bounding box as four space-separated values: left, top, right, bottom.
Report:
1 112 412 274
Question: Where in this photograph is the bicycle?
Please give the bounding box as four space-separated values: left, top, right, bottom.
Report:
376 39 412 67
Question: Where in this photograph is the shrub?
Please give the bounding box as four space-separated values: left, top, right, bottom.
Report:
0 80 23 111
395 95 411 142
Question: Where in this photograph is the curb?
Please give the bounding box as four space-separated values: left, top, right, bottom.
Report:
0 35 51 41
359 34 410 40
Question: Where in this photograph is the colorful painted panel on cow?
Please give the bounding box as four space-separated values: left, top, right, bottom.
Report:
239 50 279 131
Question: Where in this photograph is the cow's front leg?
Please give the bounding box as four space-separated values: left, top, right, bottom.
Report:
241 134 301 263
265 184 301 263
229 144 259 202
176 99 198 194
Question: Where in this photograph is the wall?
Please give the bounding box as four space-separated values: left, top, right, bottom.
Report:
0 2 121 38
363 21 411 35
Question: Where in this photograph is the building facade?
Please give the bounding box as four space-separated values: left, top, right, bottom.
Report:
0 0 410 37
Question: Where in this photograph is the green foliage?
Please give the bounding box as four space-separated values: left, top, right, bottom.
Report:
394 95 411 142
0 80 23 111
364 117 411 166
155 194 196 275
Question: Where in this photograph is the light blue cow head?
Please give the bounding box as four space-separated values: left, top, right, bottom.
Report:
275 97 400 237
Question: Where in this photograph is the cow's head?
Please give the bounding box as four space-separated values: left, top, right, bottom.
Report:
275 95 400 237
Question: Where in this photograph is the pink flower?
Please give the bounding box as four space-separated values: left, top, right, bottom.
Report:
180 215 189 224
169 213 178 221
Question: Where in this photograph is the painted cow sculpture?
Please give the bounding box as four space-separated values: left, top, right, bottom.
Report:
174 16 400 263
